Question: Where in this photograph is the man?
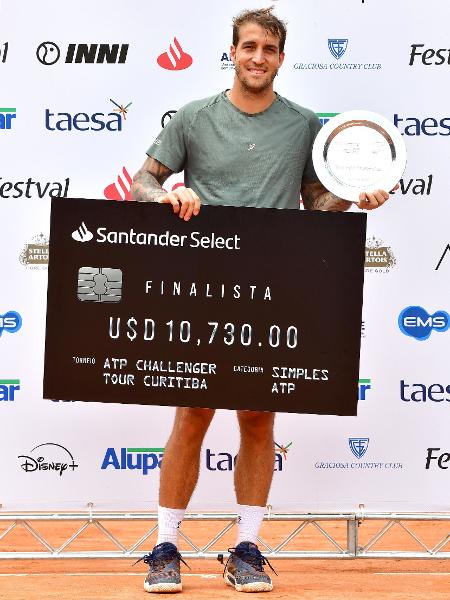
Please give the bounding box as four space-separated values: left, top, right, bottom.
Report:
131 7 390 594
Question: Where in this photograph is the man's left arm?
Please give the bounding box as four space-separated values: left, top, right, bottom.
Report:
301 181 390 212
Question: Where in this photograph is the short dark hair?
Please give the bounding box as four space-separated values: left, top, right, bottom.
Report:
232 7 287 53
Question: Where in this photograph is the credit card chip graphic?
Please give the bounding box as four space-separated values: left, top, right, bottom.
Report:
77 267 122 302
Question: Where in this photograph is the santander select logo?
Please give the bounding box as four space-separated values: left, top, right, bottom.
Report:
157 37 192 71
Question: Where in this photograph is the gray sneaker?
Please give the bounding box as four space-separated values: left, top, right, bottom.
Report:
220 541 277 592
135 542 190 593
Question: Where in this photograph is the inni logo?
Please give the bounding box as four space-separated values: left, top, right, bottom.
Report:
0 311 22 337
0 379 20 401
349 438 369 459
72 222 93 242
0 108 16 130
157 38 192 71
328 39 348 60
316 112 339 126
398 306 449 341
101 447 164 475
37 42 128 65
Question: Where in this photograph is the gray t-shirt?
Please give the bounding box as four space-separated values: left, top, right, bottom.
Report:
147 91 321 209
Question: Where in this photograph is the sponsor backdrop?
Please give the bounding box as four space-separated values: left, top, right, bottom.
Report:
0 0 449 512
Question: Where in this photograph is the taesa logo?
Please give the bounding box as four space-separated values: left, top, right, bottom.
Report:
328 39 348 60
398 306 449 341
157 38 192 71
349 438 369 459
0 311 22 337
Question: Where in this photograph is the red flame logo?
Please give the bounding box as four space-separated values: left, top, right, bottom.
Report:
104 166 133 201
157 38 192 71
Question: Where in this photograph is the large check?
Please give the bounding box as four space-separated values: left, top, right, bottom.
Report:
44 198 366 415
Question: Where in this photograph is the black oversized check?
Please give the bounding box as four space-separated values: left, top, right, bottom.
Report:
44 198 366 415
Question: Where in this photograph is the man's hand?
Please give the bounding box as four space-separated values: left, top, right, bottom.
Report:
158 186 201 221
356 184 399 210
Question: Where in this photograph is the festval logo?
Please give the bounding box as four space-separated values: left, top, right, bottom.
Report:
104 166 133 200
328 39 348 60
157 37 192 71
349 438 369 459
77 267 122 303
72 222 93 242
0 42 9 63
398 306 450 341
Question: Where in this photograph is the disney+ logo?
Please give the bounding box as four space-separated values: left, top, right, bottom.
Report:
18 443 78 476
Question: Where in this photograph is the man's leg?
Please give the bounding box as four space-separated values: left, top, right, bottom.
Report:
142 407 215 594
234 410 275 507
223 411 276 593
158 407 215 540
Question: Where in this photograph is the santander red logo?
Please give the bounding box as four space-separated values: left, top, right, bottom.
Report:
157 37 192 71
104 166 185 201
104 166 132 201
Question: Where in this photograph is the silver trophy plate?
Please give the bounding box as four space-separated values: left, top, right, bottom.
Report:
312 110 407 202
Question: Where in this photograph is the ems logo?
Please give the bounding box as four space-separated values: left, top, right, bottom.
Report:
328 39 348 60
349 437 369 459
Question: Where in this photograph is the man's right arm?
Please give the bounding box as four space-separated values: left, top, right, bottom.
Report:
131 156 201 221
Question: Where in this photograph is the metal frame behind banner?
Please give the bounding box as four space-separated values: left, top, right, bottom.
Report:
0 510 449 559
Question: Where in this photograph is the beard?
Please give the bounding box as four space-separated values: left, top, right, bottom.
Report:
234 63 279 94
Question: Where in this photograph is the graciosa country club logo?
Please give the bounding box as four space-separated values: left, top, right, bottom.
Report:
349 437 369 459
294 38 382 71
19 233 49 269
328 39 348 60
18 443 78 476
315 437 403 470
365 236 396 273
398 306 450 341
157 38 192 71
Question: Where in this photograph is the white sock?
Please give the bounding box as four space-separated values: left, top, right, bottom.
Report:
236 504 266 545
157 506 186 547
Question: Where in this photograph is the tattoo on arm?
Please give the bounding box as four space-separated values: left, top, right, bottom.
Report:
131 157 173 202
301 181 352 212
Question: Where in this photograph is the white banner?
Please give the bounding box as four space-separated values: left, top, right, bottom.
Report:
0 0 449 512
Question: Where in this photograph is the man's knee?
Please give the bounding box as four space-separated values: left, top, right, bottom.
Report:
237 410 275 438
173 407 215 441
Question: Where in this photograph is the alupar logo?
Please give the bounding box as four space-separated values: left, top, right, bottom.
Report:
101 447 164 475
316 112 339 126
398 306 450 341
0 107 16 130
0 379 20 401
